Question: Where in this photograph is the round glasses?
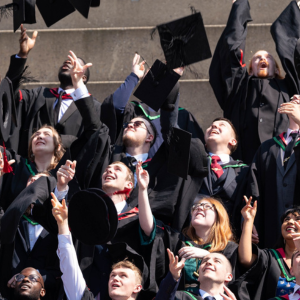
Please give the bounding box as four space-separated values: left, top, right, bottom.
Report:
123 121 150 134
192 203 215 212
15 274 44 288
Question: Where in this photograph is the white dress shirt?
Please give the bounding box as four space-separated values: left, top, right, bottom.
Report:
126 152 148 186
208 152 230 165
115 200 129 214
199 289 224 300
288 284 300 300
28 223 44 251
280 128 300 164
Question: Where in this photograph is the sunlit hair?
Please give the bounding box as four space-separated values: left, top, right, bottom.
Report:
248 53 284 80
28 125 65 171
111 260 142 285
110 161 134 197
182 197 235 252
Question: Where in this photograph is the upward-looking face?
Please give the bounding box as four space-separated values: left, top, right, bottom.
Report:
198 253 233 285
122 117 153 148
31 128 56 156
205 120 236 152
250 50 277 78
281 212 300 241
58 57 87 85
14 268 45 300
108 267 142 299
102 163 133 194
191 200 217 230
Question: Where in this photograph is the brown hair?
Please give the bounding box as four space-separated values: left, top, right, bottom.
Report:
212 118 238 154
111 260 142 285
110 161 134 196
28 125 65 171
182 197 235 252
248 54 284 80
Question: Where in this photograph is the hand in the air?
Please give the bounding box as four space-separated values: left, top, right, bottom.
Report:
290 222 300 250
51 192 68 226
241 196 257 222
136 161 149 190
18 24 38 58
178 246 209 260
167 248 186 281
0 149 15 175
220 285 237 300
132 53 146 79
68 50 92 89
278 102 300 127
7 274 18 289
57 160 76 192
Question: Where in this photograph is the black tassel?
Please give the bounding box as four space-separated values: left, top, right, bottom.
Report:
150 27 157 40
16 66 39 90
0 3 15 22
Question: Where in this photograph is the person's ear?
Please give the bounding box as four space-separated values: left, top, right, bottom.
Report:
228 138 237 147
133 284 142 294
125 180 133 190
146 134 154 144
40 288 46 297
225 272 233 283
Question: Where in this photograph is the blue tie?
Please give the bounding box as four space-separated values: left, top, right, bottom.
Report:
204 297 216 300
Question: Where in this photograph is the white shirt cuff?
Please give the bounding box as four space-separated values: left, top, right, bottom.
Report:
15 54 21 59
54 186 69 201
71 85 89 101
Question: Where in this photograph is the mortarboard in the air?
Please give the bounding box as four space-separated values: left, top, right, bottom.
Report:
0 77 18 142
107 243 149 285
153 10 212 69
36 0 75 27
68 0 100 18
90 0 100 7
68 188 118 245
133 59 181 112
167 127 191 180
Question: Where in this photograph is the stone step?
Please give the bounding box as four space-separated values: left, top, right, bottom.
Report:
0 0 289 30
0 24 282 82
20 80 221 131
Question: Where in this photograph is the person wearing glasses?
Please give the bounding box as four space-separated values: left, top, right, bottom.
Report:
6 268 46 300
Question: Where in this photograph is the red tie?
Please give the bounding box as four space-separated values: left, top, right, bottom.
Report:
211 156 224 178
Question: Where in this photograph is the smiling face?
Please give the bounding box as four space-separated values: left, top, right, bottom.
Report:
198 253 233 285
191 199 217 231
14 268 45 300
250 50 278 78
122 117 154 149
108 267 142 299
281 212 300 241
31 128 56 156
205 120 237 154
102 163 134 196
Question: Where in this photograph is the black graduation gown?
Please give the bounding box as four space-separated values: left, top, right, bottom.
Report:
247 135 300 248
5 55 102 156
209 0 300 164
199 158 248 234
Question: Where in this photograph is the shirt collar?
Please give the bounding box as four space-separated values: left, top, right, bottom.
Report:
114 200 128 215
126 153 148 164
209 153 230 165
199 289 223 300
58 87 75 95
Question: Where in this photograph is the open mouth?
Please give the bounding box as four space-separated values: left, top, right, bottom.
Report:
105 175 115 181
196 211 205 217
35 141 45 146
20 284 31 290
286 226 297 233
259 61 268 69
111 283 121 288
203 267 215 272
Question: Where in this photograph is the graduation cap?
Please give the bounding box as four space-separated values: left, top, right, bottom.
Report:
133 59 181 112
36 0 75 28
68 188 118 245
0 77 18 142
167 127 191 180
153 9 212 69
68 0 100 18
106 243 149 285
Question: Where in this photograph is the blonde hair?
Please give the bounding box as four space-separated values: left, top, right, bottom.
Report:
182 197 235 252
111 260 142 285
28 125 65 171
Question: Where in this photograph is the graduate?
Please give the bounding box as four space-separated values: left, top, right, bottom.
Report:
199 117 248 227
209 0 300 164
238 196 300 299
5 25 101 156
155 251 236 300
247 100 300 248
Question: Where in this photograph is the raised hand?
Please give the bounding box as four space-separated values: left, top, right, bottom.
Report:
278 102 300 127
18 24 38 58
173 66 185 76
178 246 209 260
241 196 257 222
57 160 76 192
136 161 149 190
132 53 145 79
291 222 300 250
51 192 69 235
167 248 186 281
220 285 237 300
0 149 15 176
68 50 92 89
7 274 18 289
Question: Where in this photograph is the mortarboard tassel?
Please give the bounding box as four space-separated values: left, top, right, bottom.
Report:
2 142 13 174
0 3 15 22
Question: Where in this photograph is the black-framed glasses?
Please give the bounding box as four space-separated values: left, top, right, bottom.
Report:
192 203 215 212
15 274 44 288
123 121 150 134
